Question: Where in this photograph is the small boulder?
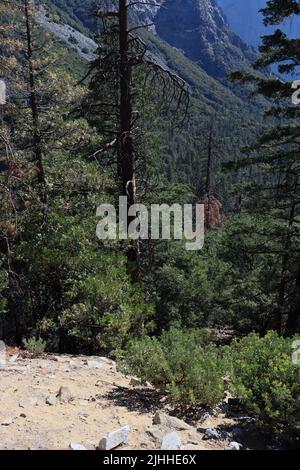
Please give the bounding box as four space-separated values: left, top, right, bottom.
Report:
46 394 57 406
161 432 181 450
153 412 190 431
9 354 19 363
69 442 87 451
19 397 37 409
226 441 241 451
98 425 130 450
129 377 141 387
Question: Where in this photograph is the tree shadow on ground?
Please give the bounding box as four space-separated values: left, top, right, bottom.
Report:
102 386 166 414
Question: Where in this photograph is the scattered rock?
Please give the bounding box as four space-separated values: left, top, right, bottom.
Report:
86 360 103 369
226 441 241 451
69 442 87 451
46 394 58 406
145 426 164 442
57 386 72 403
129 377 141 387
19 397 37 408
202 428 221 440
188 439 199 446
1 416 17 426
153 412 190 431
98 425 130 450
9 354 19 363
161 432 181 450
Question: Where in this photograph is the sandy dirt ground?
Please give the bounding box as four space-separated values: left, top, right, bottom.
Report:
0 349 245 450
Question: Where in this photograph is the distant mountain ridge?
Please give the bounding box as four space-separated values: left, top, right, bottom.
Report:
41 0 255 80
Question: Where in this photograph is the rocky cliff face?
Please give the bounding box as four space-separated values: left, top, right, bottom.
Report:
153 0 255 79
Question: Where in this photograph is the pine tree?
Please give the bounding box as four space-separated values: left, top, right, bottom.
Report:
230 0 300 334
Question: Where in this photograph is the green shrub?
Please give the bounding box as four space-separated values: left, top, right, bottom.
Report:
225 331 300 435
23 337 46 355
118 328 225 407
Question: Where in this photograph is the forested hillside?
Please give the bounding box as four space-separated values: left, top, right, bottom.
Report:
0 0 299 450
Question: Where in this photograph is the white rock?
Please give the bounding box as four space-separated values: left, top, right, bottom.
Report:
99 425 130 450
86 360 103 369
69 442 87 451
1 415 17 426
46 394 57 406
19 397 37 408
161 432 181 450
226 441 241 451
9 354 19 363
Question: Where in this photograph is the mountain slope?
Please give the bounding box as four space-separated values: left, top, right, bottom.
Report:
35 1 264 199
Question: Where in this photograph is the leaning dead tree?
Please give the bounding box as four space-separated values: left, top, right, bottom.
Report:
86 0 189 281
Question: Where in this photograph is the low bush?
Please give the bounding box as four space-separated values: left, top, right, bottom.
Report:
225 331 300 439
118 328 225 407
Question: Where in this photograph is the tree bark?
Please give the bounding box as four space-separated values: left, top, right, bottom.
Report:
118 0 140 282
24 0 46 204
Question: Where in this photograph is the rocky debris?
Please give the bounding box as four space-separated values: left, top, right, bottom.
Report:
202 428 221 440
57 386 72 403
35 6 97 61
1 415 17 426
98 425 130 450
226 441 241 451
69 442 87 451
161 432 181 450
153 412 191 431
45 394 58 406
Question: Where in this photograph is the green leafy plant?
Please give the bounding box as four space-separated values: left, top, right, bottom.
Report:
225 331 300 438
23 337 46 355
118 328 225 407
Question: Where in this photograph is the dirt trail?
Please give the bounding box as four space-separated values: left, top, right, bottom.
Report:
0 349 246 450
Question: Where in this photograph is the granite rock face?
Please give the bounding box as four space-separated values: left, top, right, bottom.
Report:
154 0 255 78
